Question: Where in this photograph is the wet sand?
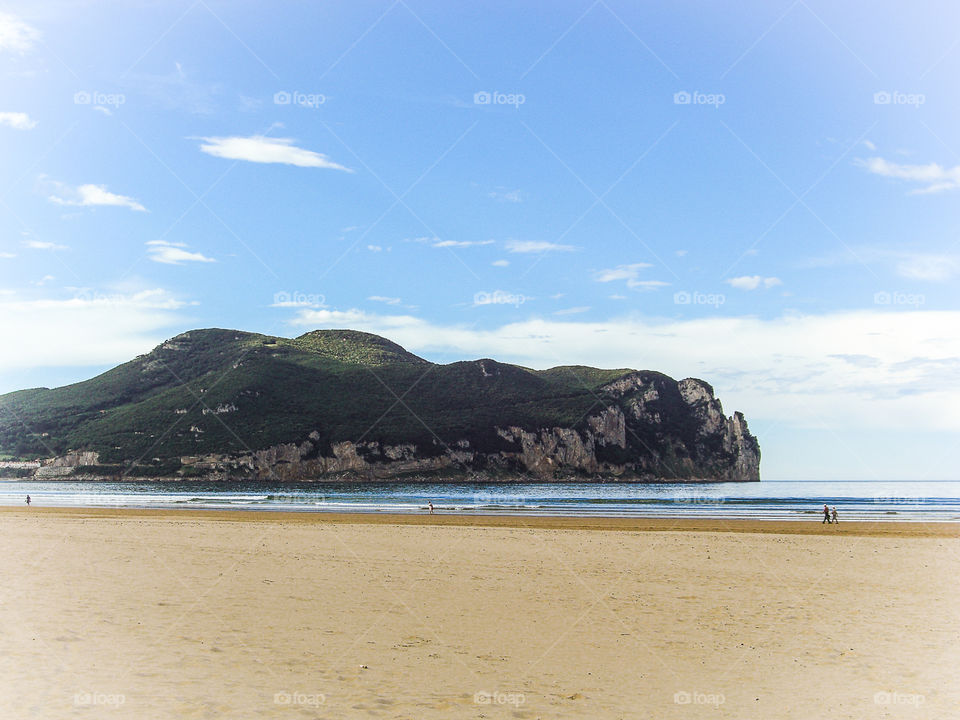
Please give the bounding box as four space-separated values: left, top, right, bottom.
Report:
2 507 958 718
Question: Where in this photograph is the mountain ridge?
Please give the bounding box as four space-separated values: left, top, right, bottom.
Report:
0 328 760 482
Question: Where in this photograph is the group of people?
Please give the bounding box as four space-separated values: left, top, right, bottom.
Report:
822 504 838 524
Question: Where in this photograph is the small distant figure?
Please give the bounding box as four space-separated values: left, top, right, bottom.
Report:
25 495 31 507
831 506 838 524
428 501 434 515
822 504 831 524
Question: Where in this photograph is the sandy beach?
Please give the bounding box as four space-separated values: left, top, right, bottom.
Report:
1 508 958 719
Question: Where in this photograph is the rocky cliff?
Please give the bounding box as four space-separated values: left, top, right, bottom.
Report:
0 329 760 482
150 372 758 482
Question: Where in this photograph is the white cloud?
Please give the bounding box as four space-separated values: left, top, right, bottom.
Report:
594 263 651 283
367 245 382 252
805 248 960 282
283 307 960 438
594 263 667 290
553 306 590 315
432 239 494 248
856 156 960 194
368 295 401 305
195 135 352 171
863 139 876 151
0 112 36 130
488 188 523 203
146 240 215 265
895 254 960 282
0 288 188 375
48 182 147 212
0 251 15 259
24 240 66 251
506 240 575 253
630 280 670 290
492 259 509 267
0 12 39 54
726 275 782 290
289 307 423 329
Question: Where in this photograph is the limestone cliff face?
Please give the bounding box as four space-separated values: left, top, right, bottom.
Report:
166 373 759 482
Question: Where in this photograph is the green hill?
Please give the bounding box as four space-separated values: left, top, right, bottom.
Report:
0 329 760 482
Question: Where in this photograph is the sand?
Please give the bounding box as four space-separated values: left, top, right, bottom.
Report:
1 508 958 719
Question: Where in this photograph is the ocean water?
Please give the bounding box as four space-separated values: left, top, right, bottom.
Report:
2 479 959 522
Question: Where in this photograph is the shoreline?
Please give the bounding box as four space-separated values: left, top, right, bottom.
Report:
3 505 957 537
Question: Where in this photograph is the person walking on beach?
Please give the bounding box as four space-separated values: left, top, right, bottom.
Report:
822 504 831 523
831 506 838 524
25 495 31 507
428 501 434 515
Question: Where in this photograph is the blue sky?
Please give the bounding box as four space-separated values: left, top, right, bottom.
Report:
2 1 960 480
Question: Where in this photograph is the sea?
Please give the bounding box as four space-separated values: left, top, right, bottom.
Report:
1 479 959 522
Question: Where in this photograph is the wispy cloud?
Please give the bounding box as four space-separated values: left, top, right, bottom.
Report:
506 240 575 253
24 240 66 251
48 181 147 212
804 248 960 282
896 254 960 282
492 259 509 267
146 240 215 265
593 263 667 290
553 306 590 315
0 12 39 54
0 111 36 130
856 156 960 194
488 188 523 203
195 135 353 171
368 295 402 305
726 275 782 290
432 239 494 248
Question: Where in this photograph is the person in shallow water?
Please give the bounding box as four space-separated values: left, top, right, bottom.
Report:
25 495 31 506
831 506 838 524
428 501 434 515
822 504 831 523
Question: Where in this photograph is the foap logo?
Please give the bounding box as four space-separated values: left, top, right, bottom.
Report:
674 90 725 107
73 290 128 306
74 691 125 707
874 691 925 706
674 690 725 706
272 291 326 308
873 291 924 308
873 90 925 108
474 90 526 107
674 491 724 505
474 691 526 707
873 495 923 505
473 492 526 508
673 290 725 308
74 90 126 109
474 290 526 307
274 691 326 707
273 90 326 108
